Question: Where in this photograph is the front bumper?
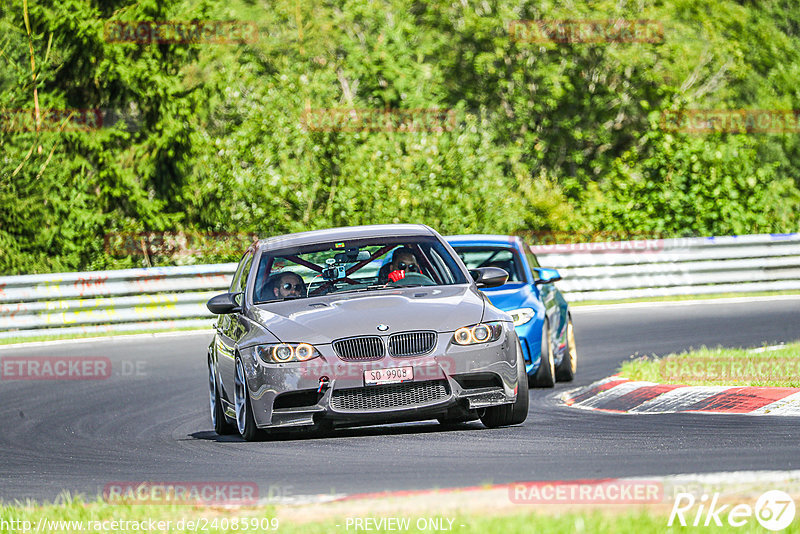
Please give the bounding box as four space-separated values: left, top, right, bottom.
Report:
239 325 519 429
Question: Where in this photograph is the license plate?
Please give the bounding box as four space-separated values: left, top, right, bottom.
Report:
364 366 413 386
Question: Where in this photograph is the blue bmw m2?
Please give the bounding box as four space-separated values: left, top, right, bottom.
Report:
447 235 577 387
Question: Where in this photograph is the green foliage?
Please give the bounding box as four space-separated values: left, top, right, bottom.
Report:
580 118 800 236
2 0 799 274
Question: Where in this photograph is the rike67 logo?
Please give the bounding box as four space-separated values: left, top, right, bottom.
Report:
669 490 796 531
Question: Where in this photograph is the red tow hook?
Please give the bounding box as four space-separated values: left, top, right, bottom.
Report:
318 376 330 393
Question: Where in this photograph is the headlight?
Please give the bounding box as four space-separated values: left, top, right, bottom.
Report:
452 322 503 345
256 343 321 364
507 307 535 326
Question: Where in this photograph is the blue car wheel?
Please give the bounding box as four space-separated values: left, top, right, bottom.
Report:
555 316 577 382
531 319 555 388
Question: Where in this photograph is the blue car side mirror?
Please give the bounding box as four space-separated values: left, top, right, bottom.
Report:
533 268 562 285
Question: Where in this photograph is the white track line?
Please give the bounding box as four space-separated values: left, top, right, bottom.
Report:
749 344 787 353
573 294 800 313
0 330 211 351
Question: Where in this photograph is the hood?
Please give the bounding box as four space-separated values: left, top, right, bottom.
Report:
249 285 485 344
480 282 533 311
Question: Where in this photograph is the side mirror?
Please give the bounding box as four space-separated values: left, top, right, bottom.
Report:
470 267 508 289
533 268 562 285
207 292 242 315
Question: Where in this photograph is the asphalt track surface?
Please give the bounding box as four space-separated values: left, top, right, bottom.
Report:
2 297 799 503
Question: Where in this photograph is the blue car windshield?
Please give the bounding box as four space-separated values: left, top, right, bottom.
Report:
253 236 468 303
451 246 522 283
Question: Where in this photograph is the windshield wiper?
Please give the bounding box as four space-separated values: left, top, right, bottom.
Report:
365 284 391 290
333 284 395 293
329 287 373 295
331 283 426 294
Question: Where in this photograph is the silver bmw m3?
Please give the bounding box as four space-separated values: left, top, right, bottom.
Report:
206 224 528 440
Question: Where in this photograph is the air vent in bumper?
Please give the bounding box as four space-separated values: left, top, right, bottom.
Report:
330 380 450 411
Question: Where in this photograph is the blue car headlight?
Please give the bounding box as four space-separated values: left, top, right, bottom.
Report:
507 308 535 326
256 343 321 364
452 322 503 345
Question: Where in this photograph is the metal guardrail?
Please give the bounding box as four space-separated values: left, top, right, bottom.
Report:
0 264 236 339
533 233 800 301
1 233 798 338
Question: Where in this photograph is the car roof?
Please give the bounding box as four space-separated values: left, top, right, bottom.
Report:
256 224 437 251
445 234 523 247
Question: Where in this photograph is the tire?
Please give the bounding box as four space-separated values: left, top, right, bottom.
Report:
531 319 555 388
209 356 236 435
234 358 264 441
555 316 578 382
508 338 530 424
480 338 529 428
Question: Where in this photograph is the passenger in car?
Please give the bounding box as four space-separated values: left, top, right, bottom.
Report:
379 247 420 283
266 271 306 299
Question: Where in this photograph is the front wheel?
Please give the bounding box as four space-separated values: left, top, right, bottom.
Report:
555 316 577 382
531 320 555 388
209 356 236 435
480 338 529 428
234 358 264 441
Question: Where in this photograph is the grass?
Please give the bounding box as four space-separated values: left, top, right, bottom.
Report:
3 498 796 534
571 289 800 306
619 342 800 387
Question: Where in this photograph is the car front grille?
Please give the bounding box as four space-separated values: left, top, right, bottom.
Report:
388 331 437 357
330 380 450 411
333 336 385 361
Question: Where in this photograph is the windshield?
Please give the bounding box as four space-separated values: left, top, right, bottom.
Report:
253 236 468 303
451 246 522 283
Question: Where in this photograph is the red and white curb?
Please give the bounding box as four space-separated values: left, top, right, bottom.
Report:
562 376 800 416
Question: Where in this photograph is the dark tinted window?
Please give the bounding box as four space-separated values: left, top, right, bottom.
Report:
451 246 522 283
